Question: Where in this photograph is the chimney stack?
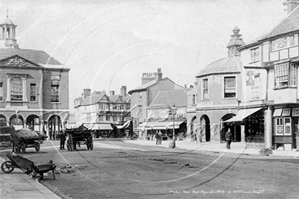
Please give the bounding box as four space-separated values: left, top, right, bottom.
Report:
121 86 127 97
109 90 115 96
283 0 299 15
82 89 91 98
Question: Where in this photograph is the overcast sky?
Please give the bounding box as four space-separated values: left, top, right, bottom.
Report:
1 0 287 111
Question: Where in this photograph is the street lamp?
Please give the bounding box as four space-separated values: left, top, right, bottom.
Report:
169 104 177 148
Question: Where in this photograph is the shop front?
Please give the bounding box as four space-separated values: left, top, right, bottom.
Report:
273 107 299 150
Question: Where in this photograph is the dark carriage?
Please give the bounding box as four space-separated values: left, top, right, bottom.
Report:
65 124 93 151
1 152 56 181
8 127 47 153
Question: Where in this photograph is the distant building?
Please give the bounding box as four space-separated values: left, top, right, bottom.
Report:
0 15 70 140
73 86 131 137
128 68 184 138
143 89 188 140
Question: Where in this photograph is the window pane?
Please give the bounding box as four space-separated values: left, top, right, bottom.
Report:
224 77 236 98
11 77 23 101
30 84 36 101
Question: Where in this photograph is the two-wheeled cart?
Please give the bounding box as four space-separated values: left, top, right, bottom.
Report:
65 124 93 151
1 152 56 181
10 128 47 153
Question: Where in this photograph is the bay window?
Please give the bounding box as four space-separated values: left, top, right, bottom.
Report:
274 62 298 88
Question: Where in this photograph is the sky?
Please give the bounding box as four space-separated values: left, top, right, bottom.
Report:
0 0 287 111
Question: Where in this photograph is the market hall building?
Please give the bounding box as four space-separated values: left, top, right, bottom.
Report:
0 16 70 140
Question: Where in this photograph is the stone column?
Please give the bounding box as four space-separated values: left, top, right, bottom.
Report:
265 106 272 148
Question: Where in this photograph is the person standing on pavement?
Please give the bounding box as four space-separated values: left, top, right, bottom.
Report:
225 128 233 149
59 130 66 150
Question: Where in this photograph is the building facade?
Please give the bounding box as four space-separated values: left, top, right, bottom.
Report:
237 3 299 150
128 68 184 138
189 26 245 143
0 16 70 140
73 86 131 137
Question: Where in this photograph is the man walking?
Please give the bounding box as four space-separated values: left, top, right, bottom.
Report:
225 128 232 149
59 130 66 150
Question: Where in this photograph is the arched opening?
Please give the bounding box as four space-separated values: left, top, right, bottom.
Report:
48 115 62 140
9 114 24 130
200 115 210 142
221 114 241 142
0 114 7 126
190 116 197 141
26 115 40 132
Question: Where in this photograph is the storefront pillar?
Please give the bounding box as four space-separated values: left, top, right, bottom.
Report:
265 106 272 148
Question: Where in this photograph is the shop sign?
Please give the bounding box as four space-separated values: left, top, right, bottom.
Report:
282 108 291 116
292 108 299 116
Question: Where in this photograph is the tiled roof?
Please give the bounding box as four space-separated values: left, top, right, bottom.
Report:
196 56 241 77
109 95 122 103
122 95 131 103
150 89 187 108
259 7 299 41
81 93 107 106
128 79 157 94
0 48 62 65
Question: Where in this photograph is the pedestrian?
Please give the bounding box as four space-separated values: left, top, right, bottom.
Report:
59 131 66 150
158 130 162 145
225 128 233 149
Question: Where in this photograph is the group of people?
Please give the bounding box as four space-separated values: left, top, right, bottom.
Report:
155 130 163 145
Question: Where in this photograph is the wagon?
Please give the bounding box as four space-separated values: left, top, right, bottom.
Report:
10 128 48 153
65 124 93 151
1 152 56 181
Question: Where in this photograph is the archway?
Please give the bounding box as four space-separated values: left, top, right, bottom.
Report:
9 114 24 130
200 115 210 142
221 114 241 142
26 115 40 132
0 114 7 126
48 115 62 140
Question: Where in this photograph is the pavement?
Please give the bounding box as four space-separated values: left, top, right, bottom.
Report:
123 139 300 158
0 139 298 199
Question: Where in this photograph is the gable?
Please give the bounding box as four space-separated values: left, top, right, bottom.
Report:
0 55 41 68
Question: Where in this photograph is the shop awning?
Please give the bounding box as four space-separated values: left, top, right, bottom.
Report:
83 123 113 130
225 108 262 123
138 121 186 130
116 120 131 129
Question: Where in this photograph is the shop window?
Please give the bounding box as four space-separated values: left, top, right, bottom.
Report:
0 82 3 101
275 118 283 135
274 62 298 88
11 77 23 101
51 76 60 103
284 118 291 135
202 78 208 100
250 47 260 62
30 84 37 101
224 76 236 98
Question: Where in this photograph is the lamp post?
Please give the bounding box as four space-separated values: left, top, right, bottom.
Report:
169 104 177 148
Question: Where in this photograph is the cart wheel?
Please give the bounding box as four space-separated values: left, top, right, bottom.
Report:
35 143 40 152
1 161 15 173
20 142 26 153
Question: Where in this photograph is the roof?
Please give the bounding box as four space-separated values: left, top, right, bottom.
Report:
128 79 157 94
259 7 299 41
196 56 241 77
122 95 131 103
81 93 107 106
109 95 122 103
150 89 187 108
0 48 62 65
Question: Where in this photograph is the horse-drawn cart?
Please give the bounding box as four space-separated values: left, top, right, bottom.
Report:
10 128 48 153
65 124 93 151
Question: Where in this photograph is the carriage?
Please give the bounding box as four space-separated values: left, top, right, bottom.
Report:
65 124 93 151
